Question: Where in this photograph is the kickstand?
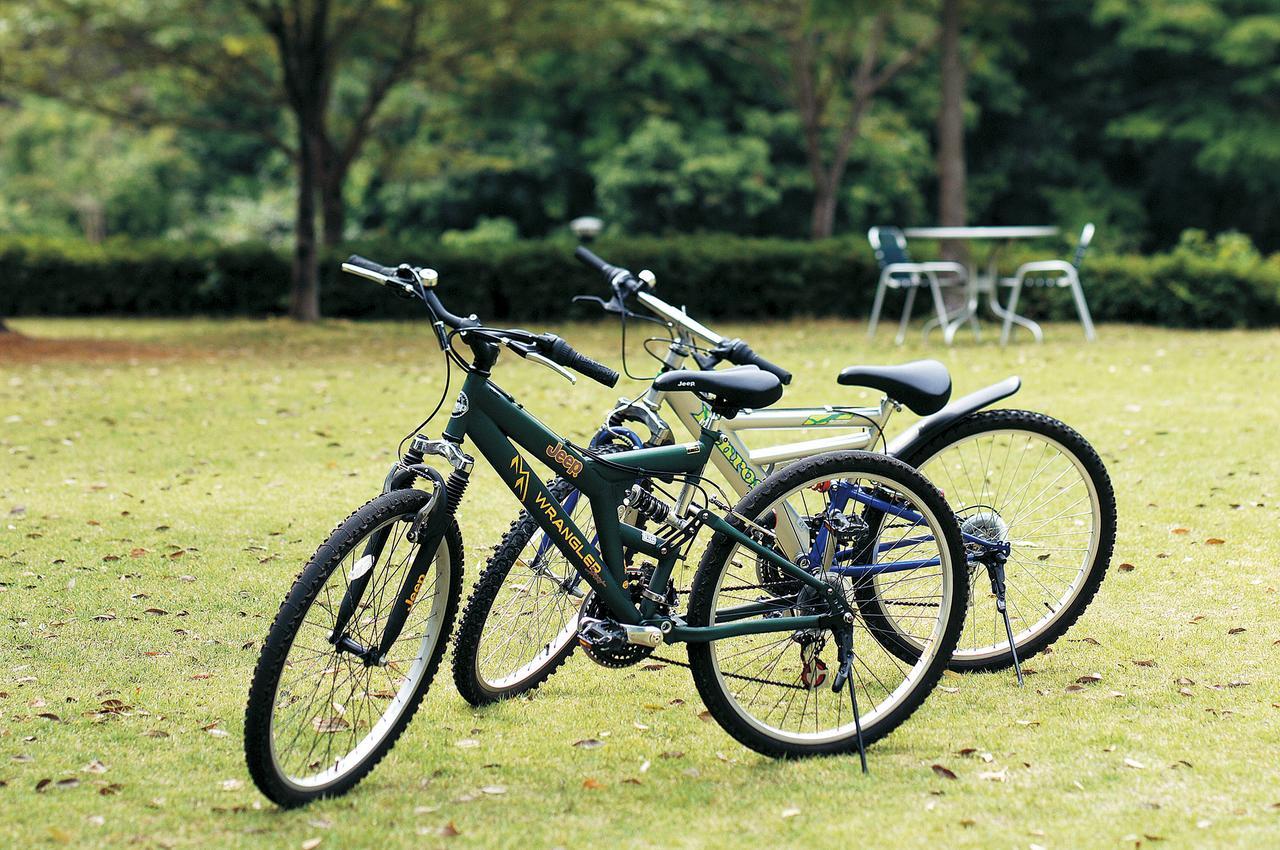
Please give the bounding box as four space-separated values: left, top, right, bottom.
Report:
988 560 1024 687
832 626 868 774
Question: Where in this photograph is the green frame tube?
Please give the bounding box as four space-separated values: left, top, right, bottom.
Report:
444 369 848 643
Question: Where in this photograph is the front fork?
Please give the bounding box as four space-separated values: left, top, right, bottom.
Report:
329 444 472 666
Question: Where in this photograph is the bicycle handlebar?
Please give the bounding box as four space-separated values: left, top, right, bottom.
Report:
711 338 792 385
574 246 642 295
540 334 620 388
345 254 479 330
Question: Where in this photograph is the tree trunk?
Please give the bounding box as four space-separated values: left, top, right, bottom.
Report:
811 177 839 240
289 126 322 322
321 176 345 246
936 0 968 264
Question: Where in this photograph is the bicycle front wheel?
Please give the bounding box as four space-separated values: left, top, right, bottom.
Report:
899 409 1116 670
244 489 462 807
687 452 967 758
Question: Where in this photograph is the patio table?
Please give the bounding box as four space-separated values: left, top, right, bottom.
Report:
903 226 1059 344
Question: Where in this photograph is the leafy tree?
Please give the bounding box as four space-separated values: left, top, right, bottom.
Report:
1 0 535 319
592 116 781 234
1093 0 1280 249
729 0 939 239
935 0 966 259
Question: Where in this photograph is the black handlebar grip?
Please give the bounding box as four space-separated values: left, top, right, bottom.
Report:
573 246 640 293
346 254 399 278
546 336 620 388
574 246 612 274
719 338 793 385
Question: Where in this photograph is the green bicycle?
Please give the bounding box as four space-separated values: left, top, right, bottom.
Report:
243 255 968 806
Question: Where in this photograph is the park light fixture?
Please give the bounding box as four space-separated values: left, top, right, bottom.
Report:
569 216 603 242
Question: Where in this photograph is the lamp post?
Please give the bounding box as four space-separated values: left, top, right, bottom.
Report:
569 216 603 243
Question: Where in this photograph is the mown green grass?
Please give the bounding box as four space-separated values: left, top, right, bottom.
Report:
2 317 1278 849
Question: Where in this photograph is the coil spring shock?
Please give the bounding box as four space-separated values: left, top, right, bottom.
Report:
622 483 675 526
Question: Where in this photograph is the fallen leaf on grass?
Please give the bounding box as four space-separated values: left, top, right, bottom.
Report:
480 785 506 796
581 778 603 789
1171 527 1189 535
781 807 801 818
573 738 604 749
1227 627 1246 635
301 839 322 850
978 769 1007 782
1123 758 1146 769
931 764 958 780
454 739 480 749
438 822 460 838
220 779 243 791
1118 563 1135 572
1179 688 1195 697
81 760 107 774
1205 538 1224 545
1132 659 1156 667
1076 672 1103 684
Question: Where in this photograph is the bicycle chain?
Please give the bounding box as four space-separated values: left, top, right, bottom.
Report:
649 580 813 691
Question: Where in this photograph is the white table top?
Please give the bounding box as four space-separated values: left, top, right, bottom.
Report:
902 226 1059 239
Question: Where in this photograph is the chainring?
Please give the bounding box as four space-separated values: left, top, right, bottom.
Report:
577 565 673 669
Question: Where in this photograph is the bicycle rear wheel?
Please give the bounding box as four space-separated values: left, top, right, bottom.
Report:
899 410 1115 670
687 451 966 758
244 489 462 806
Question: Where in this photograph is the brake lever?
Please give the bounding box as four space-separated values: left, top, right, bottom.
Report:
691 349 721 371
527 352 577 385
502 338 577 385
571 294 640 319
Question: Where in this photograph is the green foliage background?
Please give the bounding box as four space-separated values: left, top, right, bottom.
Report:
3 230 1278 327
3 0 1279 251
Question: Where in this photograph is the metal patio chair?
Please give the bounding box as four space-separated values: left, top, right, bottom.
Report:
998 223 1097 344
866 226 968 344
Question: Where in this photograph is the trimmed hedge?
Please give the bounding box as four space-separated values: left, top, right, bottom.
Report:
2 234 1278 328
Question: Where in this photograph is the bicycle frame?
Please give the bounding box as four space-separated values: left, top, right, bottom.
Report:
599 291 1005 555
425 367 958 642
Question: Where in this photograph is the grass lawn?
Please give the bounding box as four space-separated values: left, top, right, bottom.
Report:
2 317 1278 849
